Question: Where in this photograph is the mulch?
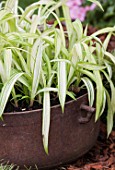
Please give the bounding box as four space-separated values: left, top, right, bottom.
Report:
57 122 115 170
87 26 115 53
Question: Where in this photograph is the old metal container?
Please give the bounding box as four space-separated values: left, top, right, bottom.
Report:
0 93 100 169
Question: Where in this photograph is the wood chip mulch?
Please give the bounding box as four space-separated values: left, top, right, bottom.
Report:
87 26 115 52
57 122 115 170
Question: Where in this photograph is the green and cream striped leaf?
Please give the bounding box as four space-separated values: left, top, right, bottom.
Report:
42 91 50 154
77 62 106 71
103 33 112 51
0 60 5 83
104 51 115 64
102 70 115 113
52 12 65 48
37 87 58 95
58 61 67 112
0 72 24 118
73 19 83 41
81 77 94 107
55 29 62 59
92 27 115 37
3 49 12 81
62 3 73 41
43 52 52 82
94 71 104 121
4 0 17 12
77 68 96 82
45 1 63 19
105 89 114 136
104 60 112 79
68 44 82 84
99 89 106 117
87 0 104 11
31 42 43 101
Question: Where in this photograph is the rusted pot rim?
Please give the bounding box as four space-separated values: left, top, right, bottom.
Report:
3 93 88 116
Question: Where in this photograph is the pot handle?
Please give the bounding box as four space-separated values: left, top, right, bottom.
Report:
78 104 96 124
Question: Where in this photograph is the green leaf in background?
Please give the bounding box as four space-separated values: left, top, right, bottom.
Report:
84 0 115 28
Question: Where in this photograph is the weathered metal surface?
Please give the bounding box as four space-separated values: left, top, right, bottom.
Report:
0 93 100 169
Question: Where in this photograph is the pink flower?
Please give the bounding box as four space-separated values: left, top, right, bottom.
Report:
89 3 96 11
67 0 82 8
69 6 87 21
67 0 96 21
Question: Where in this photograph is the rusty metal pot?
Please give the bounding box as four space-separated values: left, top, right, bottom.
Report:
0 93 100 169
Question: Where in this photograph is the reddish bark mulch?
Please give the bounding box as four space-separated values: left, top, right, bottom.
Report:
57 122 115 170
87 26 115 52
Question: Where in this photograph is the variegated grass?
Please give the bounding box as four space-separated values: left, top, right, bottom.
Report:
0 0 114 153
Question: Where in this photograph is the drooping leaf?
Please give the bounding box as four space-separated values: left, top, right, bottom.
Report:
77 68 96 82
81 77 94 107
104 60 112 79
67 91 76 100
102 70 115 113
36 87 58 95
77 62 106 71
94 71 104 121
104 51 115 64
42 91 50 154
0 72 24 118
92 27 115 37
105 89 114 136
103 33 112 51
31 42 43 101
58 61 67 112
99 89 106 117
87 0 104 11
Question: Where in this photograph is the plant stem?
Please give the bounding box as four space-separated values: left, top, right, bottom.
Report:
12 87 18 108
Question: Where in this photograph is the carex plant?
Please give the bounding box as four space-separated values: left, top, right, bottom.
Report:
0 0 114 153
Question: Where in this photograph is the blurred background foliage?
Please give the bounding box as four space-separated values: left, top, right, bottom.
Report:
18 0 34 8
84 0 115 28
0 0 115 28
